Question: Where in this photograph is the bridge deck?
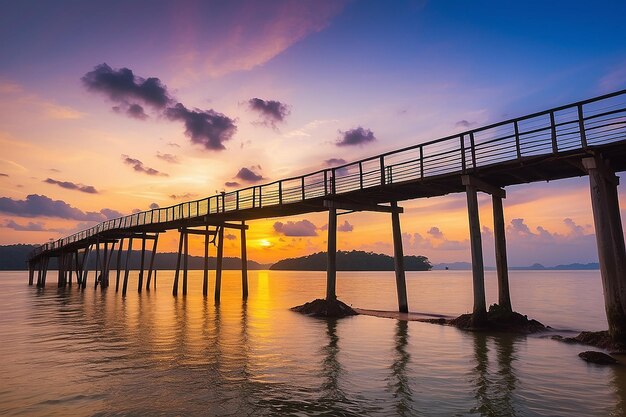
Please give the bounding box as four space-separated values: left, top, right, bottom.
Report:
29 89 626 260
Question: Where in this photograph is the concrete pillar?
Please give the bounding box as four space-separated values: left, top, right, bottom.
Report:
203 226 209 297
326 207 337 301
466 185 488 327
241 221 249 299
182 230 189 296
391 201 409 313
81 246 90 289
94 241 100 289
28 262 34 285
215 226 224 302
492 195 512 312
101 243 109 288
116 239 124 292
173 230 184 296
57 254 64 288
122 238 133 296
583 156 626 343
146 234 158 290
138 236 146 292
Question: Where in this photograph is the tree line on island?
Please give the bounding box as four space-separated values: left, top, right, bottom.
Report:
0 244 598 271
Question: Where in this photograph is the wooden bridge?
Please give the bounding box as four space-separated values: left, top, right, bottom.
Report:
28 89 626 341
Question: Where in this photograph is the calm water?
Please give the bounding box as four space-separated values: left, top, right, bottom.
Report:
0 269 623 416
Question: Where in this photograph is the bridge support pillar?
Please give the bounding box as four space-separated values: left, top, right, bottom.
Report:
81 246 90 289
583 156 626 343
215 226 224 302
183 231 189 296
203 226 210 297
146 234 159 290
173 229 184 296
326 207 337 301
94 240 100 289
493 195 512 312
28 261 35 285
391 201 408 313
122 238 133 296
116 239 124 292
57 254 63 288
138 235 146 293
241 221 249 299
41 257 49 287
466 184 488 327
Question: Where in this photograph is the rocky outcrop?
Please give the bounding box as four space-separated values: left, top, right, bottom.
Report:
291 298 358 318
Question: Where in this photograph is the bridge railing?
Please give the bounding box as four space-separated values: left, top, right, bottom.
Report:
30 89 626 259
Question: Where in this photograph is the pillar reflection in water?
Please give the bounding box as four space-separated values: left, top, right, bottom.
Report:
320 318 347 402
469 333 518 416
387 319 416 416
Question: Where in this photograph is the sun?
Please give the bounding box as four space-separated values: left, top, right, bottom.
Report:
258 239 272 248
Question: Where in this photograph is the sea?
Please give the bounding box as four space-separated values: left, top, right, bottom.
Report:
0 269 623 416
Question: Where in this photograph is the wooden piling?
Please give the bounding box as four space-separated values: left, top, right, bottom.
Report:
391 201 408 313
122 238 133 296
173 229 184 296
138 235 146 292
492 194 512 311
94 240 100 289
183 230 189 296
42 257 49 287
116 238 124 292
466 184 488 327
28 262 35 285
57 253 64 288
203 225 209 297
146 234 158 290
215 226 224 302
583 156 626 343
326 207 337 301
81 246 91 289
241 221 248 299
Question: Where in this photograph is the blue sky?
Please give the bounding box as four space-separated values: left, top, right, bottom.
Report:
0 0 625 265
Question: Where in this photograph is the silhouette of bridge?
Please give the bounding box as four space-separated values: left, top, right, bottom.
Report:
28 89 626 340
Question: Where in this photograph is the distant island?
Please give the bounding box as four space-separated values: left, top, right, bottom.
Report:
0 244 599 272
270 250 432 271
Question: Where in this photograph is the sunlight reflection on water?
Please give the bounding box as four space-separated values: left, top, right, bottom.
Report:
0 270 622 416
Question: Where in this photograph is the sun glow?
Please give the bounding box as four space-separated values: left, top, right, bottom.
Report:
257 239 273 248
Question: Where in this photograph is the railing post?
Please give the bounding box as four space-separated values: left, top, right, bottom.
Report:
359 162 364 189
259 187 263 207
380 156 385 185
252 187 256 208
278 181 283 205
469 132 477 168
460 135 466 172
419 146 424 178
236 191 240 210
514 121 521 159
578 104 588 147
331 169 336 194
324 171 328 195
301 177 306 200
550 111 558 154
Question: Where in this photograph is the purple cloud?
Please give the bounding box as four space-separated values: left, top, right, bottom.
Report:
325 158 346 166
82 63 172 109
224 181 240 187
149 203 159 209
121 155 168 176
44 178 98 194
165 103 237 151
337 127 376 146
273 219 318 236
2 220 60 232
235 167 263 183
248 98 290 127
337 220 354 232
0 194 116 221
156 152 179 164
169 193 198 200
0 173 8 177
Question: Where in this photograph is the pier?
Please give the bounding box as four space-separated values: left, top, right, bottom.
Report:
28 90 626 342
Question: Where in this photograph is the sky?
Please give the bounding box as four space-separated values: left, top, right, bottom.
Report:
1 0 625 266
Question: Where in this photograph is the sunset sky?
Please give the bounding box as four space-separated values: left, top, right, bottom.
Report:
1 0 626 266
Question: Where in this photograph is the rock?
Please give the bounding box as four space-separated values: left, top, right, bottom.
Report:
447 304 546 333
291 298 358 318
559 331 626 352
578 351 618 365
